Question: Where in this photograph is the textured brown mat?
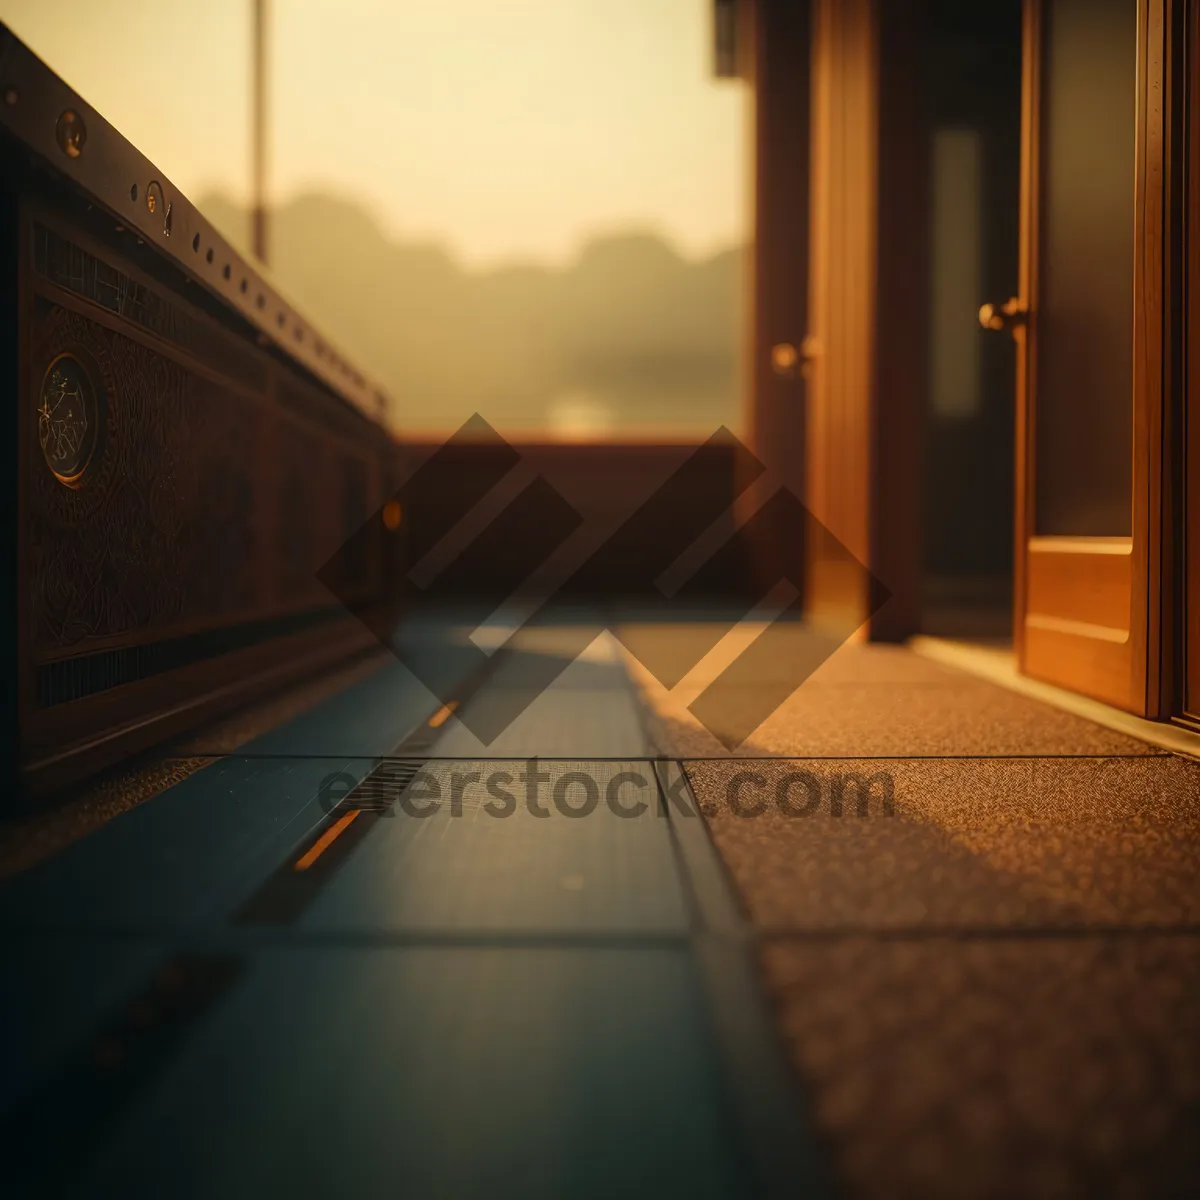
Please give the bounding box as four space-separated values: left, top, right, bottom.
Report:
761 935 1200 1199
684 757 1200 930
625 635 1160 757
683 754 1200 1197
621 626 963 687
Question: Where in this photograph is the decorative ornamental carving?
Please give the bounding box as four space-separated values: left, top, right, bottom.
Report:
38 352 102 485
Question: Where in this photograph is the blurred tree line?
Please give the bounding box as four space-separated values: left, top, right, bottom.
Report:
201 192 744 436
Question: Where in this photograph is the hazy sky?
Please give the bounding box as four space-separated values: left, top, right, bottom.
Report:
2 0 747 267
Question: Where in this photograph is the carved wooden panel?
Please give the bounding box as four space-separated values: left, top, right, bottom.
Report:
30 303 191 651
183 373 263 621
21 213 394 736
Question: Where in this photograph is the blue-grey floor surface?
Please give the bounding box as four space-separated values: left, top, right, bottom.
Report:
0 614 823 1199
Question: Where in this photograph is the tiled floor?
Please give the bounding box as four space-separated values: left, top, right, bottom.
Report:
4 619 1198 1198
0 621 788 1199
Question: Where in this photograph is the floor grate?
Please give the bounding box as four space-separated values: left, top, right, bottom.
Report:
233 758 428 925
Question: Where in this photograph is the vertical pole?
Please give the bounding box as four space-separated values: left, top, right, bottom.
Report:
251 0 269 264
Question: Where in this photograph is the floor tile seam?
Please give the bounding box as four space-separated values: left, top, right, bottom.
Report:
0 924 697 949
753 923 1200 942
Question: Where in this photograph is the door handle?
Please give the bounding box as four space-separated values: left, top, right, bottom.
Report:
771 336 821 380
979 297 1028 333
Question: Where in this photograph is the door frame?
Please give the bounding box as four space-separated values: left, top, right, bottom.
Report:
1015 0 1186 716
743 0 812 548
1180 0 1200 725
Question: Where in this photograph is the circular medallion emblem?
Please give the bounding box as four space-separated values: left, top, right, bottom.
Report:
39 353 101 485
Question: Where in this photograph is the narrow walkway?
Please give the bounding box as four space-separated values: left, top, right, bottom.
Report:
1 615 1197 1197
0 614 820 1198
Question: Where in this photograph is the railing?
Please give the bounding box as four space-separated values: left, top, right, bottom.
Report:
1 24 405 799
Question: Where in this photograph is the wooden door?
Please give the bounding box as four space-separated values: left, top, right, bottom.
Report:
1001 0 1170 713
802 0 927 640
